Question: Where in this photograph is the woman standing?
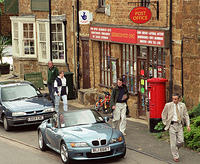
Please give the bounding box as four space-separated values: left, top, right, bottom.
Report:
54 71 68 113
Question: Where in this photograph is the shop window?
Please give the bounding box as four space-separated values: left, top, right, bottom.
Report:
38 23 47 60
148 47 165 78
23 23 35 55
121 45 137 94
13 22 19 55
100 42 119 87
51 23 64 60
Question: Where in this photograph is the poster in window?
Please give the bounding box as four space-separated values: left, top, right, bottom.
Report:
112 61 117 84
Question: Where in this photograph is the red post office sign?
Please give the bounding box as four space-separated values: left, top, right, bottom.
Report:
129 7 152 24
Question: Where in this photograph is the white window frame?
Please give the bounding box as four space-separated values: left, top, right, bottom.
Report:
10 16 37 58
12 21 19 56
37 20 65 63
37 20 50 62
51 22 65 63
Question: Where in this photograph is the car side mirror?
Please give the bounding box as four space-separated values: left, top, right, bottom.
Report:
104 116 109 123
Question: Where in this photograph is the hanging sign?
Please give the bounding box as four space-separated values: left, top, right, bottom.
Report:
129 7 152 24
79 10 93 24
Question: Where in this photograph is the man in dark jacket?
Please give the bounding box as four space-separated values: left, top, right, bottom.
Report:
47 61 59 105
110 78 129 136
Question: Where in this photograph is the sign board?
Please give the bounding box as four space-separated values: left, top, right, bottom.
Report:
137 30 165 47
90 26 167 47
79 10 92 24
129 7 152 24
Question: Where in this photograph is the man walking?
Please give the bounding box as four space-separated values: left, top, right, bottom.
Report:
47 61 59 105
110 78 129 136
162 93 190 162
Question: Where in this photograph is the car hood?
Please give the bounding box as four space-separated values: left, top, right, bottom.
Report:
2 97 52 112
62 123 113 141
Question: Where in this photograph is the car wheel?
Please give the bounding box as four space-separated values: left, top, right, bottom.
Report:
3 116 11 131
60 142 70 164
38 130 47 151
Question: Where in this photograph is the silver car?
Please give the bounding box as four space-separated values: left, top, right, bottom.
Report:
38 109 126 164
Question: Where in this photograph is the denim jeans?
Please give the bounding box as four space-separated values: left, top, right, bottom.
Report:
55 94 68 113
47 83 55 104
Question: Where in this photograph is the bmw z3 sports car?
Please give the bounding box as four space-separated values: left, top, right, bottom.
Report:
0 81 55 131
38 109 126 164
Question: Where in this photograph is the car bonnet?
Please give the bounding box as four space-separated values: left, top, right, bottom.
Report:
2 97 52 112
61 123 113 142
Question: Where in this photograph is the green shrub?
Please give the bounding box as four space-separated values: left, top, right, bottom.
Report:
184 116 200 152
188 104 200 118
154 121 165 131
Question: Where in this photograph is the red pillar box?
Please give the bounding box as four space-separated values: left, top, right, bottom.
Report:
147 78 168 132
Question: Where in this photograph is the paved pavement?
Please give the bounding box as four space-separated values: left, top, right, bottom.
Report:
67 100 200 164
1 73 200 164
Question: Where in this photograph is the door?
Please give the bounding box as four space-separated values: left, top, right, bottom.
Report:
137 58 148 116
137 46 166 117
137 46 148 116
81 38 91 89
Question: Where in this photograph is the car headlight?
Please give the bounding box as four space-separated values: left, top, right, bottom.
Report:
70 142 89 147
12 112 26 116
110 136 123 144
43 108 55 113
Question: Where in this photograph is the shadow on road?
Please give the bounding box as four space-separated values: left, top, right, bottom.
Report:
0 123 39 132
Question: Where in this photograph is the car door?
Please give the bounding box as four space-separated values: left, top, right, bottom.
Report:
45 119 60 151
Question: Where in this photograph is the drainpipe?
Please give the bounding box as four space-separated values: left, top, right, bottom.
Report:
169 0 173 101
63 20 70 72
49 0 52 61
181 39 184 97
76 0 80 89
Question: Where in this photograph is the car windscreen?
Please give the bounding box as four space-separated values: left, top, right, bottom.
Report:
1 84 39 101
61 110 105 128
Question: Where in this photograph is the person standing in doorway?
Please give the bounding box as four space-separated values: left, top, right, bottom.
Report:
162 93 190 162
110 77 129 136
54 71 68 113
47 61 59 105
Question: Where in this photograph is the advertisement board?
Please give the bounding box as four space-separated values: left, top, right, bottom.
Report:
90 26 167 47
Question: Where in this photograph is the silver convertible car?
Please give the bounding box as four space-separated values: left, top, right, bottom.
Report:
38 109 126 163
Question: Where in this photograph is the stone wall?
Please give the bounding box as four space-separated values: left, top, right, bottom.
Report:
0 3 16 36
13 0 76 80
172 0 200 108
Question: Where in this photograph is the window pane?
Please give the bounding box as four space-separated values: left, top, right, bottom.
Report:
59 51 64 59
29 32 33 38
40 33 46 41
52 33 56 41
24 32 28 38
23 23 35 55
23 24 28 30
57 24 62 32
58 33 63 41
51 24 56 32
39 24 45 32
52 51 58 59
52 42 57 50
29 24 33 30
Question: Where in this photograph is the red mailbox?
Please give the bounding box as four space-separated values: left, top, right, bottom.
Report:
147 78 168 132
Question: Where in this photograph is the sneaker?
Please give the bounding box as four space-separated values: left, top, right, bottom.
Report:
122 132 126 136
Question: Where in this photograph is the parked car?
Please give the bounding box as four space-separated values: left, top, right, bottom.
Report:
0 81 55 131
38 109 126 164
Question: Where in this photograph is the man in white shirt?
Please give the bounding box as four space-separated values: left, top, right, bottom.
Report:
162 93 190 162
54 71 68 113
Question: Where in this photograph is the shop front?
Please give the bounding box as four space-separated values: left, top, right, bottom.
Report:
89 24 169 117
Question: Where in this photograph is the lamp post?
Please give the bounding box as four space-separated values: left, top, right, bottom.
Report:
49 0 52 61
